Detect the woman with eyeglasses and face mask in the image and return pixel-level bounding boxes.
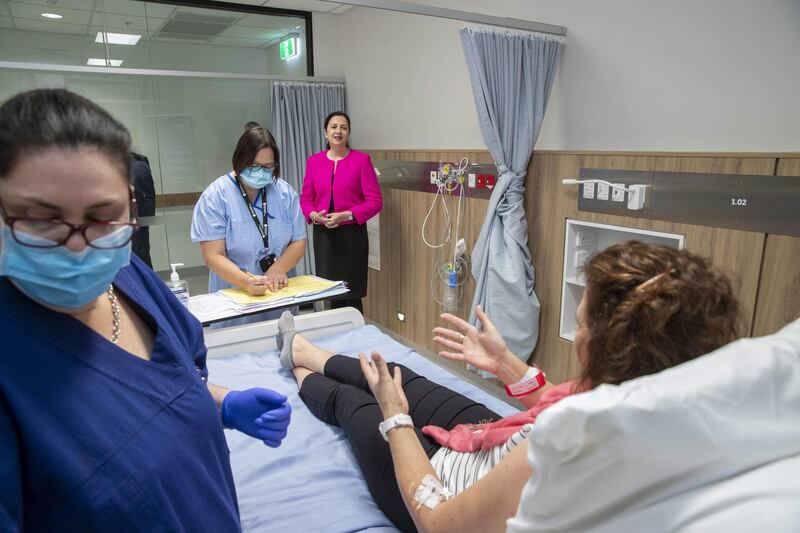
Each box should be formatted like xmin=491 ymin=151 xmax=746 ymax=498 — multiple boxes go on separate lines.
xmin=0 ymin=89 xmax=291 ymax=531
xmin=191 ymin=123 xmax=307 ymax=328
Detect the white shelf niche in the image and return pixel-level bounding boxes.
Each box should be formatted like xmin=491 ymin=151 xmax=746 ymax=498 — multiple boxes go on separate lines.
xmin=559 ymin=219 xmax=685 ymax=342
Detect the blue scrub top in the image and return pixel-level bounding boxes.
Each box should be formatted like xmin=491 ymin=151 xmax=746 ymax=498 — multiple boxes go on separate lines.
xmin=0 ymin=255 xmax=241 ymax=531
xmin=190 ymin=173 xmax=307 ymax=293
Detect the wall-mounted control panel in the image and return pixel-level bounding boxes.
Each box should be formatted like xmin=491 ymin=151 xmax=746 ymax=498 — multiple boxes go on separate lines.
xmin=575 ymin=168 xmax=800 ymax=237
xmin=373 ymin=160 xmax=496 ymax=199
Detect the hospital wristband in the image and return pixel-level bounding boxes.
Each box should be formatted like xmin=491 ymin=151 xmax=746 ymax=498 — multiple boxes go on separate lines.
xmin=379 ymin=413 xmax=413 ymax=442
xmin=504 ymin=366 xmax=546 ymax=398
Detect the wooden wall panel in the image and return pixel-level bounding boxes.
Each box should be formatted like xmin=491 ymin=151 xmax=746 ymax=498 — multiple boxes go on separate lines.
xmin=651 ymin=156 xmax=776 ymax=332
xmin=752 ymin=158 xmax=800 ymax=336
xmin=527 ymin=154 xmax=776 ymax=383
xmin=367 ymin=149 xmax=494 ymax=165
xmin=362 ymin=150 xmax=491 ymax=355
xmin=362 ymin=149 xmax=789 ymax=386
xmin=528 ymin=153 xmax=657 ymax=383
xmin=363 ymin=188 xmax=408 ymax=337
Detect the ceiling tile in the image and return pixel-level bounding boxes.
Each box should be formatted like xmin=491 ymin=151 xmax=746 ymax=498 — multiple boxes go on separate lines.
xmin=9 ymin=0 xmax=91 ymax=11
xmin=89 ymin=11 xmax=150 ymax=32
xmin=207 ymin=35 xmax=271 ymax=47
xmin=14 ymin=18 xmax=87 ymax=34
xmin=173 ymin=5 xmax=245 ymax=20
xmin=88 ymin=19 xmax=167 ymax=37
xmin=141 ymin=3 xmax=176 ymax=19
xmin=217 ymin=24 xmax=288 ymax=40
xmin=94 ymin=0 xmax=148 ymax=17
xmin=95 ymin=0 xmax=176 ymax=19
xmin=7 ymin=1 xmax=92 ymax=25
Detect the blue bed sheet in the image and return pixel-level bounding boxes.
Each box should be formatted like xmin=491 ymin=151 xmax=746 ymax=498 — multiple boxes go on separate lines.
xmin=207 ymin=325 xmax=519 ymax=533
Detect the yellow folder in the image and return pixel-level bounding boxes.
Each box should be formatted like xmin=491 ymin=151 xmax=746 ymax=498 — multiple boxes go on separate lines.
xmin=219 ymin=275 xmax=344 ymax=306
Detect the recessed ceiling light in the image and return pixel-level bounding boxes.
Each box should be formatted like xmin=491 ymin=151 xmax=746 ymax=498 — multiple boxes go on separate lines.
xmin=41 ymin=13 xmax=63 ymax=19
xmin=87 ymin=58 xmax=123 ymax=67
xmin=95 ymin=32 xmax=142 ymax=46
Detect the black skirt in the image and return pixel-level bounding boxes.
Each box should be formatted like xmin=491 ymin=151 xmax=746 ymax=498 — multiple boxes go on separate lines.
xmin=313 ymin=223 xmax=369 ymax=298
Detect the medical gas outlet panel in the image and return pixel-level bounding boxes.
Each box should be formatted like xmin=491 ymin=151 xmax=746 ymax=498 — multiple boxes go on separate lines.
xmin=372 ymin=159 xmax=497 ymax=199
xmin=564 ymin=168 xmax=800 ymax=238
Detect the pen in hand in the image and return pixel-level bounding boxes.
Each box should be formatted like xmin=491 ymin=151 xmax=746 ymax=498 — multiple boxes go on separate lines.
xmin=241 ymin=268 xmax=269 ymax=295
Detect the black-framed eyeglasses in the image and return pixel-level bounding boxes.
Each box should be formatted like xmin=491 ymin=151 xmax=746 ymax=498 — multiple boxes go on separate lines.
xmin=0 ymin=197 xmax=139 ymax=249
xmin=248 ymin=163 xmax=277 ymax=172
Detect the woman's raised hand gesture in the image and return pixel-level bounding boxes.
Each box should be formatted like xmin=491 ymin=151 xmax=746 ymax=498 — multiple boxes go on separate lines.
xmin=433 ymin=305 xmax=512 ymax=376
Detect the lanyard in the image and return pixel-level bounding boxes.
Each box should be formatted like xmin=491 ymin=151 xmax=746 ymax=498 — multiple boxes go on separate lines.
xmin=235 ymin=177 xmax=268 ymax=249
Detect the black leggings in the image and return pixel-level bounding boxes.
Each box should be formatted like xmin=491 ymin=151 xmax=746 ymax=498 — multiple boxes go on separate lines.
xmin=298 ymin=355 xmax=499 ymax=533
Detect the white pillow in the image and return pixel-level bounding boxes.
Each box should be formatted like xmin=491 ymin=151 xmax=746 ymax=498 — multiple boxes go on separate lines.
xmin=507 ymin=318 xmax=800 ymax=533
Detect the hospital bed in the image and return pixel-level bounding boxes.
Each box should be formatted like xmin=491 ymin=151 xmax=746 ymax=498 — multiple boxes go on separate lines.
xmin=203 ymin=308 xmax=519 ymax=532
xmin=508 ymin=317 xmax=800 ymax=532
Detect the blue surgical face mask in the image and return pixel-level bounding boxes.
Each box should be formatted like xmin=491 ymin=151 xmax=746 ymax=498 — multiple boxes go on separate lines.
xmin=0 ymin=225 xmax=133 ymax=309
xmin=239 ymin=166 xmax=274 ymax=189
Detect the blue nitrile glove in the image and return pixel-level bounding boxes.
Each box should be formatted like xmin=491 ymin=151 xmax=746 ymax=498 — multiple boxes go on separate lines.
xmin=221 ymin=388 xmax=292 ymax=447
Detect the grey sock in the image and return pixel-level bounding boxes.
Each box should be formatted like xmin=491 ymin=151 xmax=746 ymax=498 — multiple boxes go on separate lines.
xmin=277 ymin=310 xmax=298 ymax=369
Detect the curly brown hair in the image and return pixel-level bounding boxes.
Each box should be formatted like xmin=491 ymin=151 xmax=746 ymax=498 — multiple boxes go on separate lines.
xmin=578 ymin=241 xmax=740 ymax=390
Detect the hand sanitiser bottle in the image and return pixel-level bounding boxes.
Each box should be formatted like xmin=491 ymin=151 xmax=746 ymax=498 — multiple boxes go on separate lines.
xmin=169 ymin=263 xmax=190 ymax=308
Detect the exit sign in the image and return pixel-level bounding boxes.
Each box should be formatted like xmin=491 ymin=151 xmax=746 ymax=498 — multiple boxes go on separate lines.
xmin=279 ymin=37 xmax=298 ymax=60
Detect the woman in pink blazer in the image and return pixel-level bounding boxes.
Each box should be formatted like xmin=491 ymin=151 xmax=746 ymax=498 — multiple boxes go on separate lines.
xmin=300 ymin=111 xmax=382 ymax=313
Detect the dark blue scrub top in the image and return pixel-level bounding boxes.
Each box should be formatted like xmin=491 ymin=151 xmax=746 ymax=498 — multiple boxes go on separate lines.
xmin=0 ymin=255 xmax=241 ymax=532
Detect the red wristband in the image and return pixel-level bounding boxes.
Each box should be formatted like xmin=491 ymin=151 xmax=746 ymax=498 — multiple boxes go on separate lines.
xmin=504 ymin=366 xmax=546 ymax=397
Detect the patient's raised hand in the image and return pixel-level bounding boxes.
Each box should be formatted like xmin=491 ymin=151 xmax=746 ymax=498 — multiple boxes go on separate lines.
xmin=434 ymin=305 xmax=514 ymax=376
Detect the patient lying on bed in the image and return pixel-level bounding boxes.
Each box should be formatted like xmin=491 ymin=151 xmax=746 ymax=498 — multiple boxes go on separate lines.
xmin=275 ymin=242 xmax=741 ymax=533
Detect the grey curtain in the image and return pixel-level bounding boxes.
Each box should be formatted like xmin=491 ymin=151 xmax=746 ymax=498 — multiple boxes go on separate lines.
xmin=460 ymin=25 xmax=563 ymax=366
xmin=270 ymin=81 xmax=346 ymax=275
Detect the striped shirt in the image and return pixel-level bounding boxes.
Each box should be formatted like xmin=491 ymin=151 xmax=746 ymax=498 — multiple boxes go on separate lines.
xmin=429 ymin=423 xmax=534 ymax=496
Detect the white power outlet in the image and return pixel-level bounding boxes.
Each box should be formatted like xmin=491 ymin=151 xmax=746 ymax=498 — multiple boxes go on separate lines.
xmin=430 ymin=171 xmax=438 ymax=184
xmin=596 ymin=182 xmax=610 ymax=200
xmin=611 ymin=183 xmax=626 ymax=202
xmin=467 ymin=173 xmax=476 ymax=187
xmin=582 ymin=182 xmax=595 ymax=199
xmin=627 ymin=184 xmax=648 ymax=210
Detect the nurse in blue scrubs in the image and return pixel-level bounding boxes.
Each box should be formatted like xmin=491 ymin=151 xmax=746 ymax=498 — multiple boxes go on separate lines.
xmin=0 ymin=89 xmax=291 ymax=531
xmin=191 ymin=124 xmax=307 ymax=327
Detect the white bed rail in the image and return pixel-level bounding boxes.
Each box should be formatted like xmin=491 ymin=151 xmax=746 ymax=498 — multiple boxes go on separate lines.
xmin=203 ymin=307 xmax=365 ymax=358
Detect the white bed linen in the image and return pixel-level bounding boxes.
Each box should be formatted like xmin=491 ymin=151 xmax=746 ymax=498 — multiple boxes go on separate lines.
xmin=207 ymin=324 xmax=519 ymax=532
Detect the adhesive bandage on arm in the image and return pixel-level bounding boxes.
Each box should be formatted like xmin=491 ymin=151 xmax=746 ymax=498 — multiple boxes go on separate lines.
xmin=414 ymin=474 xmax=453 ymax=511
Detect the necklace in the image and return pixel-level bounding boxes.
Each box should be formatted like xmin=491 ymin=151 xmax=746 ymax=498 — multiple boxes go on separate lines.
xmin=107 ymin=284 xmax=121 ymax=344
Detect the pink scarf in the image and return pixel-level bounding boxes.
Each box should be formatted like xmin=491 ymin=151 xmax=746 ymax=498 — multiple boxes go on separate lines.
xmin=421 ymin=381 xmax=578 ymax=452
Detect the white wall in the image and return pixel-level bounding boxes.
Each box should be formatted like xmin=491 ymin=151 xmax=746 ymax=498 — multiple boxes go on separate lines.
xmin=313 ymin=9 xmax=480 ymax=149
xmin=312 ymin=0 xmax=800 ymax=152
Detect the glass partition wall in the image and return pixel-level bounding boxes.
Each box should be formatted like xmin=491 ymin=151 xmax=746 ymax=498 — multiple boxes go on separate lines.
xmin=0 ymin=0 xmax=314 ymax=295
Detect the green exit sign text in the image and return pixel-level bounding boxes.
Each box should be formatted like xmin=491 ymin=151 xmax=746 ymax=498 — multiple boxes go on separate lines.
xmin=279 ymin=37 xmax=298 ymax=60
